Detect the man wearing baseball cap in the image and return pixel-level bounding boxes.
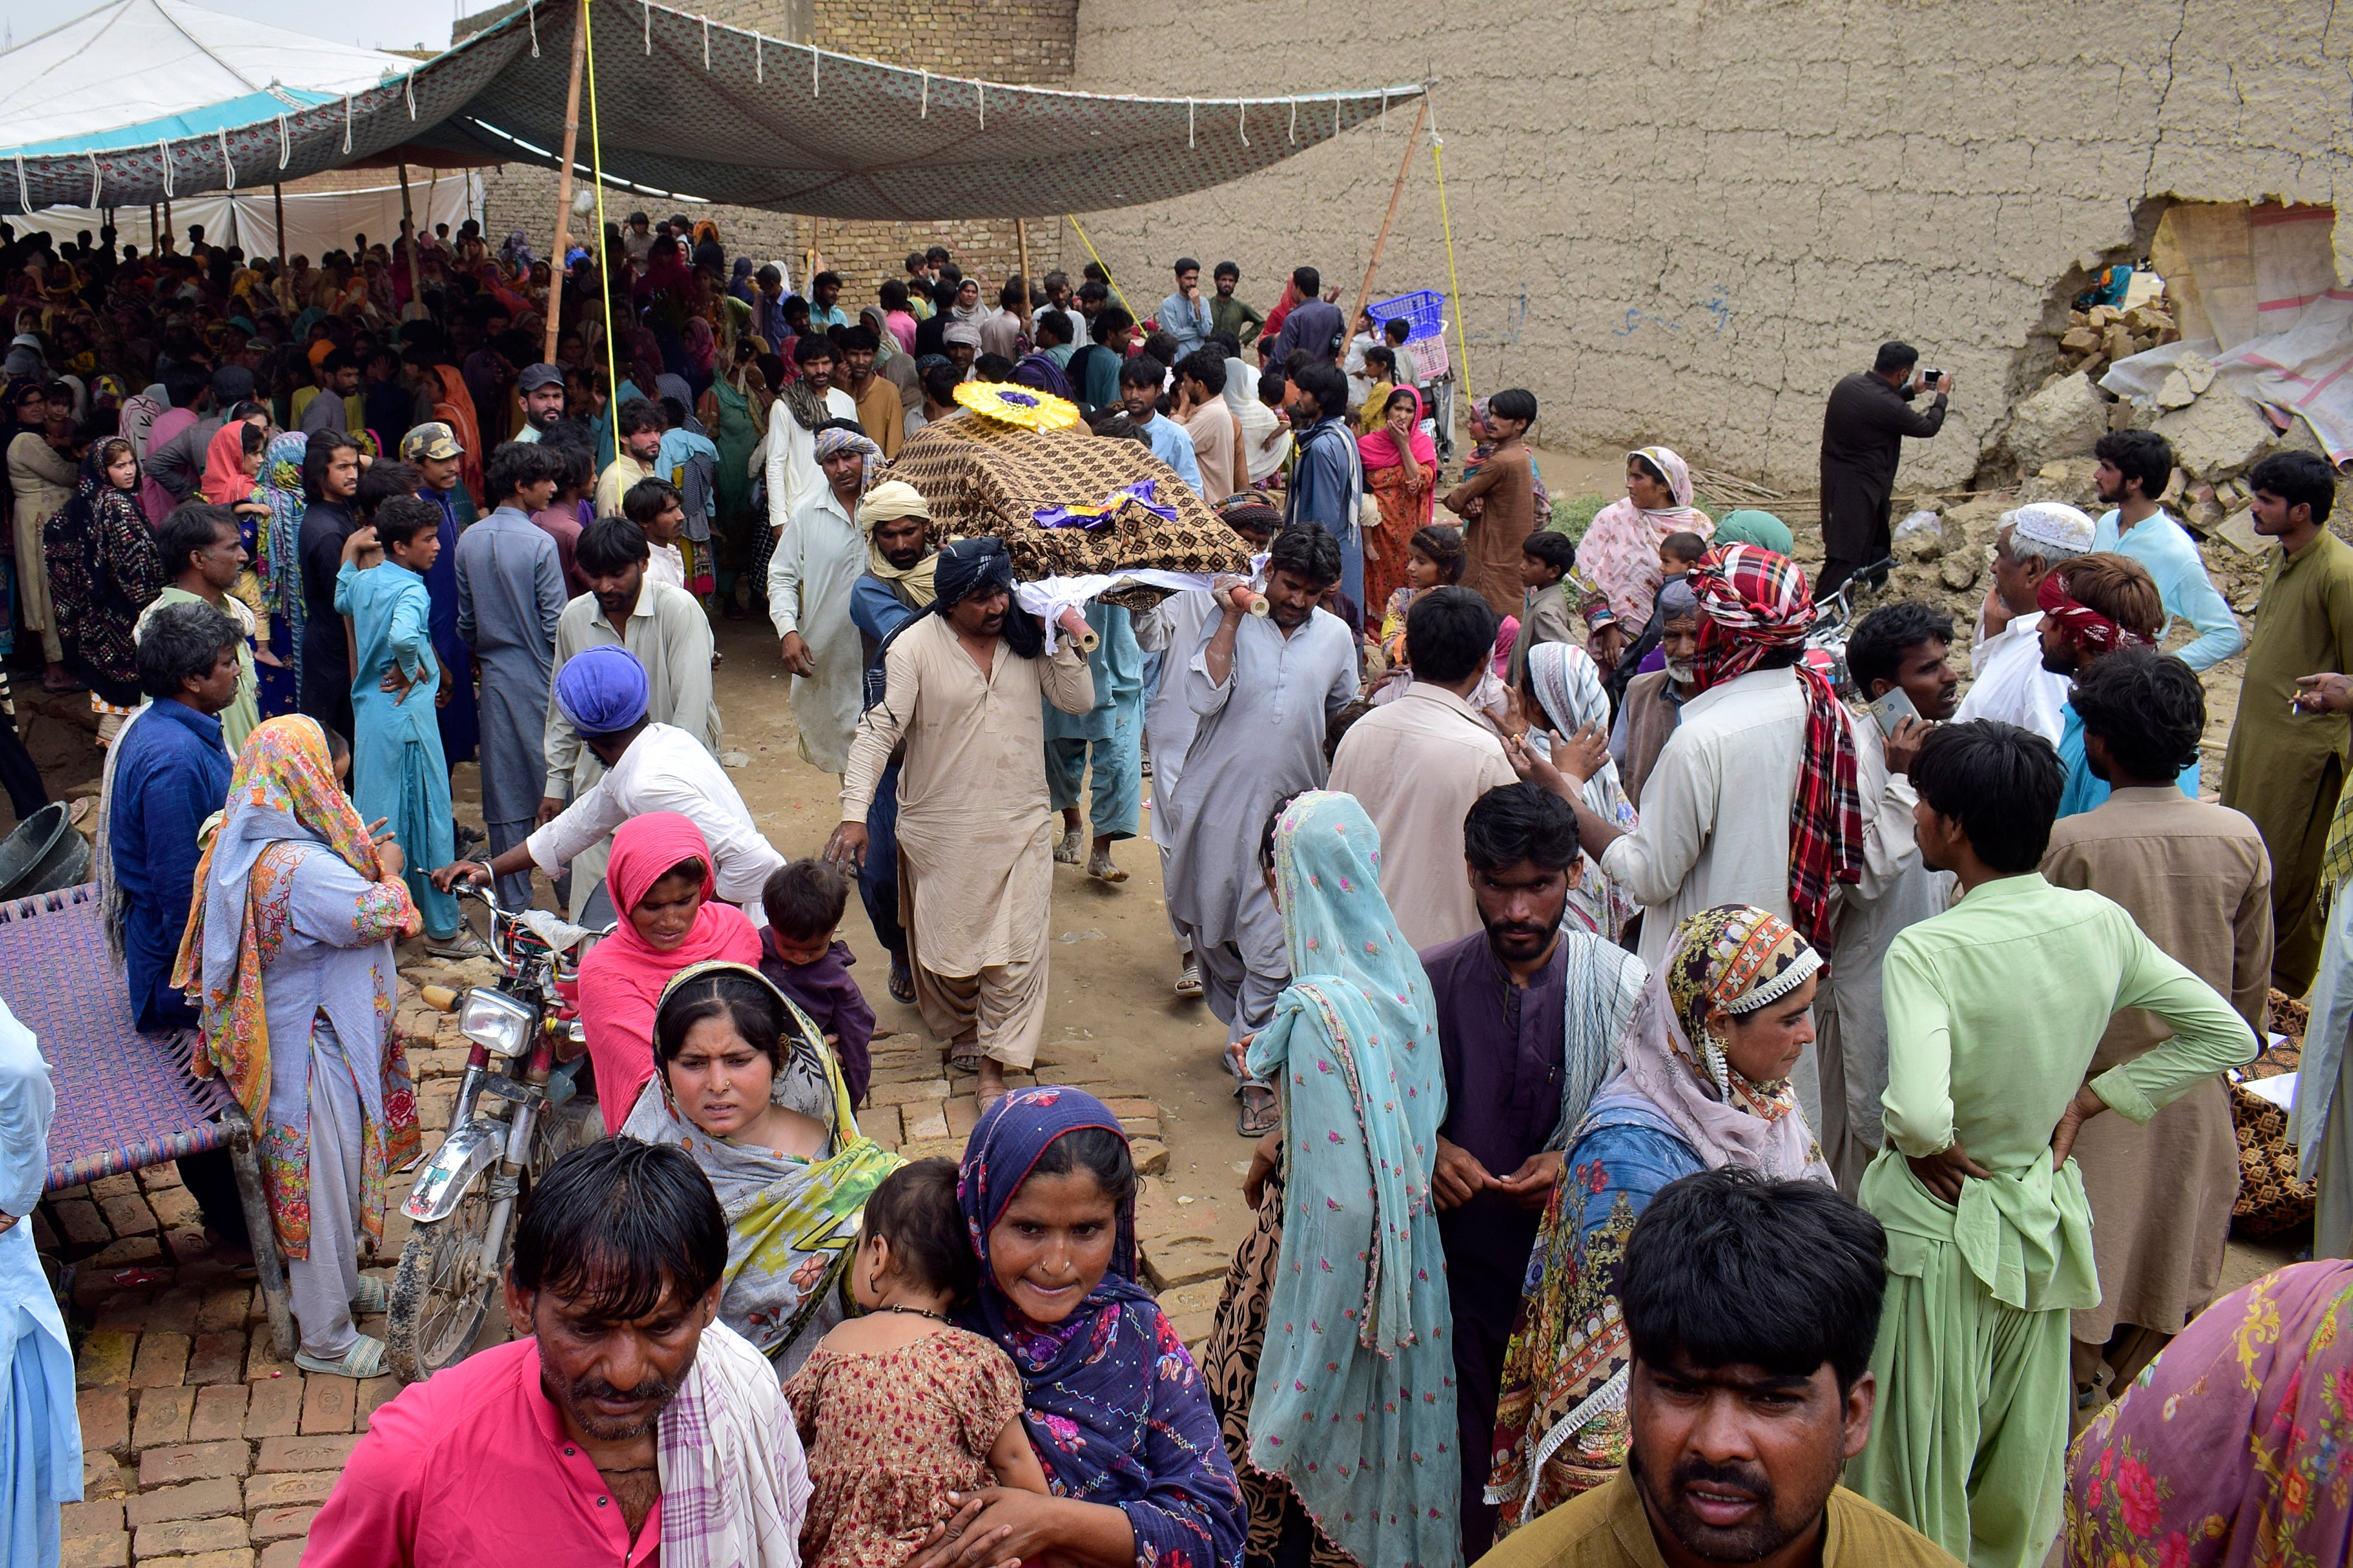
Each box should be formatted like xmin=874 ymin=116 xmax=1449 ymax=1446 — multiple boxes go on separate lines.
xmin=513 ymin=364 xmax=567 ymax=443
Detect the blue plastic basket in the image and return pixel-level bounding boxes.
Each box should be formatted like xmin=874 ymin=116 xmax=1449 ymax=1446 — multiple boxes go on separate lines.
xmin=1368 ymin=289 xmax=1448 ymax=343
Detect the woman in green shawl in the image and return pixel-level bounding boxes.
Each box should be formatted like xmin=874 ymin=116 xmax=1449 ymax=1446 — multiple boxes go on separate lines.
xmin=622 ymin=960 xmax=902 ymax=1372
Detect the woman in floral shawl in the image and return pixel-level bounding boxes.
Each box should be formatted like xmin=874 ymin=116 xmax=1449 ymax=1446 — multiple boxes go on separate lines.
xmin=1484 ymin=904 xmax=1830 ymax=1535
xmin=1574 ymin=447 xmax=1712 ymax=635
xmin=44 ymin=438 xmax=163 ymax=744
xmin=1201 ymin=790 xmax=1459 ymax=1568
xmin=621 ymin=960 xmax=902 ymax=1375
xmin=2064 ymin=1259 xmax=2353 ymax=1566
xmin=171 ymin=716 xmax=423 ymax=1379
xmin=921 ymin=1086 xmax=1243 ymax=1568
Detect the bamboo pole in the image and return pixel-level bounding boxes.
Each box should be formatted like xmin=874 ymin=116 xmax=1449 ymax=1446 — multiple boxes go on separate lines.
xmin=1015 ymin=217 xmax=1030 ymax=303
xmin=1346 ymin=96 xmax=1430 ymax=354
xmin=542 ymin=0 xmax=591 ymax=365
xmin=399 ymin=163 xmax=423 ymax=308
xmin=272 ymin=183 xmax=287 ymax=265
xmin=162 ymin=194 xmax=171 ymax=247
xmin=148 ymin=204 xmax=157 ymax=252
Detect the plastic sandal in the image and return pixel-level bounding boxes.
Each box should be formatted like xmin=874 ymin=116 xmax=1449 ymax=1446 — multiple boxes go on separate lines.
xmin=349 ymin=1275 xmax=389 ymax=1315
xmin=1236 ymin=1084 xmax=1279 ymax=1138
xmin=1173 ymin=963 xmax=1202 ymax=998
xmin=889 ymin=954 xmax=916 ymax=1005
xmin=295 ymin=1333 xmax=388 ymax=1379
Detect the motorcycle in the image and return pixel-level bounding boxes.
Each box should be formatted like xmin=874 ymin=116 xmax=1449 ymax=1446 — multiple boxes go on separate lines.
xmin=385 ymin=884 xmax=610 ymax=1382
xmin=1801 ymin=554 xmax=1897 ymax=693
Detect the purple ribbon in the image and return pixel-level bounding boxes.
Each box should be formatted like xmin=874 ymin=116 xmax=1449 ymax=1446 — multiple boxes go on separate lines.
xmin=1033 ymin=479 xmax=1180 ymax=531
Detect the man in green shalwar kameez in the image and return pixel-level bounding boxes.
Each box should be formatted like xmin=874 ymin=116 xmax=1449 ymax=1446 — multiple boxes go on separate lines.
xmin=1848 ymin=719 xmax=2256 ymax=1568
xmin=2218 ymin=450 xmax=2353 ymax=995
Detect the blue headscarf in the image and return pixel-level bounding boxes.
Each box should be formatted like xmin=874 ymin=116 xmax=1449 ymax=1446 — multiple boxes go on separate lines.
xmin=956 ymin=1086 xmax=1245 ymax=1568
xmin=555 ymin=644 xmax=651 ymax=735
xmin=1242 ymin=790 xmax=1461 ymax=1568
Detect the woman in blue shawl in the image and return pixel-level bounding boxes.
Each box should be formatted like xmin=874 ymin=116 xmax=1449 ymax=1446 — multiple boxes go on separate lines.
xmin=1200 ymin=790 xmax=1460 ymax=1568
xmin=922 ymin=1085 xmax=1244 ymax=1568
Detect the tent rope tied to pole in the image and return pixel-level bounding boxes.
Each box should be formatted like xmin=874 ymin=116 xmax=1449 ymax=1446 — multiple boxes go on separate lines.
xmin=158 ymin=139 xmax=173 ymax=198
xmin=406 ymin=71 xmax=417 ymax=120
xmin=220 ymin=129 xmax=236 ymax=188
xmin=1430 ymin=112 xmax=1472 ymax=407
xmin=527 ymin=0 xmax=539 ymax=56
xmin=277 ymin=115 xmax=290 ymax=169
xmin=342 ymin=94 xmax=353 ymax=154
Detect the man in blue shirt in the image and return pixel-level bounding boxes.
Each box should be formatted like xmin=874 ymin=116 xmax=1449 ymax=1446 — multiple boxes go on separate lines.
xmin=2039 ymin=552 xmax=2196 ymax=817
xmin=1117 ymin=355 xmax=1205 ymax=497
xmin=1269 ymin=264 xmax=1344 ymax=367
xmin=2089 ymin=430 xmax=2243 ymax=671
xmin=1282 ymin=358 xmax=1366 ymax=608
xmin=1157 ymin=257 xmax=1214 ymax=359
xmin=809 ymin=270 xmax=850 ymax=332
xmin=112 ymin=600 xmax=242 ymax=1032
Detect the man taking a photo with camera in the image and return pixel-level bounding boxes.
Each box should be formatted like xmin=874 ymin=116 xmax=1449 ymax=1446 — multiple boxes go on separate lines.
xmin=1820 ymin=341 xmax=1953 ymax=598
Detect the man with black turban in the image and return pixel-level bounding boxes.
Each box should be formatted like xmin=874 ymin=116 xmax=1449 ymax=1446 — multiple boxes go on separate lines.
xmin=826 ymin=538 xmax=1094 ymax=1108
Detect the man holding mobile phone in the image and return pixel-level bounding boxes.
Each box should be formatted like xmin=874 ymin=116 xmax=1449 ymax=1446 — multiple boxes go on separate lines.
xmin=1820 ymin=341 xmax=1953 ymax=599
xmin=1802 ymin=601 xmax=1962 ymax=1193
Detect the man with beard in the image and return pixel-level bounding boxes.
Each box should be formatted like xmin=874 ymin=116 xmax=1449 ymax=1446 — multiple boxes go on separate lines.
xmin=760 ymin=334 xmax=858 ymax=584
xmin=769 ymin=426 xmax=878 ymax=776
xmin=1480 ymin=1167 xmax=1960 ymax=1568
xmin=844 ymin=481 xmax=936 ymax=1004
xmin=2088 ymin=430 xmax=2241 ymax=671
xmin=1419 ymin=782 xmax=1646 ymax=1559
xmin=295 ymin=430 xmax=364 ymax=738
xmin=511 ymin=362 xmax=569 ymax=443
xmin=1163 ymin=524 xmax=1358 ymax=1137
xmin=836 ymin=324 xmax=902 ymax=459
xmin=535 ymin=517 xmax=721 ymax=917
xmin=304 ymin=1140 xmax=810 ymax=1566
xmin=827 ymin=538 xmax=1095 ymax=1111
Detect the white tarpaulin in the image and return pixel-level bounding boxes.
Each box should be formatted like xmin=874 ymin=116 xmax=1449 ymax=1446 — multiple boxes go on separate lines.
xmin=2103 ymin=202 xmax=2353 ymax=465
xmin=0 ymin=0 xmax=1419 ymax=219
xmin=5 ymin=173 xmax=482 ymax=262
xmin=0 ymin=0 xmax=406 ymax=153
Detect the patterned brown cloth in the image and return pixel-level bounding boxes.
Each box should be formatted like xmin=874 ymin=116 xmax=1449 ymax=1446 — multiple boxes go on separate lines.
xmin=890 ymin=417 xmax=1251 ymax=600
xmin=1200 ymin=1165 xmax=1363 ymax=1568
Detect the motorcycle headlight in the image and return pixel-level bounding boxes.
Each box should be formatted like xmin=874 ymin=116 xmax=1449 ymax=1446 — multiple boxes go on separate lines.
xmin=459 ymin=988 xmax=536 ymax=1060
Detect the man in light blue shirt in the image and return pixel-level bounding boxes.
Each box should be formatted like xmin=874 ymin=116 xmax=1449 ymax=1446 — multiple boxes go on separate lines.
xmin=1117 ymin=354 xmax=1205 ymax=497
xmin=2089 ymin=429 xmax=2243 ymax=671
xmin=1157 ymin=257 xmax=1215 ymax=359
xmin=808 ymin=269 xmax=850 ymax=332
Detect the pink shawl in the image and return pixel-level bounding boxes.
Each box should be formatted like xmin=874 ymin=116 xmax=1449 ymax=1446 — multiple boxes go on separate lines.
xmin=1357 ymin=385 xmax=1437 ymax=471
xmin=575 ymin=812 xmax=761 ymax=1134
xmin=199 ymin=416 xmax=259 ymax=505
xmin=1578 ymin=445 xmax=1712 ymax=627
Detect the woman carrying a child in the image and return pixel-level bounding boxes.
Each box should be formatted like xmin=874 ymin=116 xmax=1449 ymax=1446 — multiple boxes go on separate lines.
xmin=906 ymin=1086 xmax=1246 ymax=1568
xmin=620 ymin=959 xmax=901 ymax=1374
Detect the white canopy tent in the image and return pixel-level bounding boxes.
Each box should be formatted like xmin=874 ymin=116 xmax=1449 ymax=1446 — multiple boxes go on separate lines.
xmin=6 ymin=173 xmax=482 ymax=261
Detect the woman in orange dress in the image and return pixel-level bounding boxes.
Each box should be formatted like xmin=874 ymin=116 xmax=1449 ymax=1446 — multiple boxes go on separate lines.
xmin=1357 ymin=385 xmax=1436 ymax=619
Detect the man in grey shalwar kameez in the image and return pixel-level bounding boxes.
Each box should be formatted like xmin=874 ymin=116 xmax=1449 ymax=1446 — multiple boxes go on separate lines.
xmin=1162 ymin=526 xmax=1358 ymax=1134
xmin=457 ymin=443 xmax=568 ymax=911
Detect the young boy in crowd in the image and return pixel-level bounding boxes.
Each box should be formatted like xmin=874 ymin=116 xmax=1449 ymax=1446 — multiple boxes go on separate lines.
xmin=622 ymin=476 xmax=688 ymax=592
xmin=1603 ymin=530 xmax=1713 ymax=700
xmin=1508 ymin=530 xmax=1579 ymax=683
xmin=760 ymin=858 xmax=877 ymax=1107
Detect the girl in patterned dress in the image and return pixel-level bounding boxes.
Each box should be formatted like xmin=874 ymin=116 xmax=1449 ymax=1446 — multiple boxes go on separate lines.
xmin=786 ymin=1159 xmax=1049 ymax=1568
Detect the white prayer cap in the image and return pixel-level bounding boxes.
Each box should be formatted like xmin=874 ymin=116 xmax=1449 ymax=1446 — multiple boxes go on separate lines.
xmin=2002 ymin=502 xmax=2096 ymax=558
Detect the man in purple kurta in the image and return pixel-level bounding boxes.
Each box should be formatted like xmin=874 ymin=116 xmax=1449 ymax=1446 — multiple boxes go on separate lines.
xmin=1418 ymin=782 xmax=1646 ymax=1558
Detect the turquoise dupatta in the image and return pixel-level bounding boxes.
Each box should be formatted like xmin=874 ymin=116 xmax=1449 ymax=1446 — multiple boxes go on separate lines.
xmin=1245 ymin=790 xmax=1461 ymax=1568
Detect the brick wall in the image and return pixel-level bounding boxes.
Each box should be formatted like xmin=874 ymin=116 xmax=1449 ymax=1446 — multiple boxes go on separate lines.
xmin=1067 ymin=0 xmax=2353 ymax=489
xmin=467 ymin=0 xmax=1069 ymax=310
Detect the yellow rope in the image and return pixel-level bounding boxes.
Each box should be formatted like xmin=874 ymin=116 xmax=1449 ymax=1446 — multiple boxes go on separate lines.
xmin=1063 ymin=213 xmax=1133 ymax=320
xmin=583 ymin=0 xmax=619 ymax=408
xmin=1431 ymin=134 xmax=1471 ymax=406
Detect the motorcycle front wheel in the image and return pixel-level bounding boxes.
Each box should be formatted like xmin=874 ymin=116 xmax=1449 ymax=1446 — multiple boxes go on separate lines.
xmin=386 ymin=1178 xmax=500 ymax=1382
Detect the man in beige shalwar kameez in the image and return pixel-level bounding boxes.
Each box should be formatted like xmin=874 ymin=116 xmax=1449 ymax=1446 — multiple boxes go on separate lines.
xmin=2041 ymin=647 xmax=2272 ymax=1399
xmin=830 ymin=538 xmax=1093 ymax=1108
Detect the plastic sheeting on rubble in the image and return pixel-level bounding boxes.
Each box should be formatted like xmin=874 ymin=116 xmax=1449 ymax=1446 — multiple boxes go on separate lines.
xmin=0 ymin=0 xmax=1422 ymax=221
xmin=2102 ymin=202 xmax=2353 ymax=464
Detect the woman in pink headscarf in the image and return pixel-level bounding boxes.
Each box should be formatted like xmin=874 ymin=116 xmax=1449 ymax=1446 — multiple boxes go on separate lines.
xmin=1576 ymin=446 xmax=1713 ymax=665
xmin=1358 ymin=385 xmax=1436 ymax=617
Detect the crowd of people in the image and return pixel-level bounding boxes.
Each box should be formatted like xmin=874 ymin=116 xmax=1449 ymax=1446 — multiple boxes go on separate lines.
xmin=0 ymin=196 xmax=2346 ymax=1568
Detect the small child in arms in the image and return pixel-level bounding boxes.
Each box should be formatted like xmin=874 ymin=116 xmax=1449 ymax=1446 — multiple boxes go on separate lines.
xmin=759 ymin=858 xmax=876 ymax=1106
xmin=786 ymin=1160 xmax=1050 ymax=1568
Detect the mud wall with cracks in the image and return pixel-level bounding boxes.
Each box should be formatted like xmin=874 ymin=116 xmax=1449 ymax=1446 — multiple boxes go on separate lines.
xmin=1064 ymin=0 xmax=2353 ymax=488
